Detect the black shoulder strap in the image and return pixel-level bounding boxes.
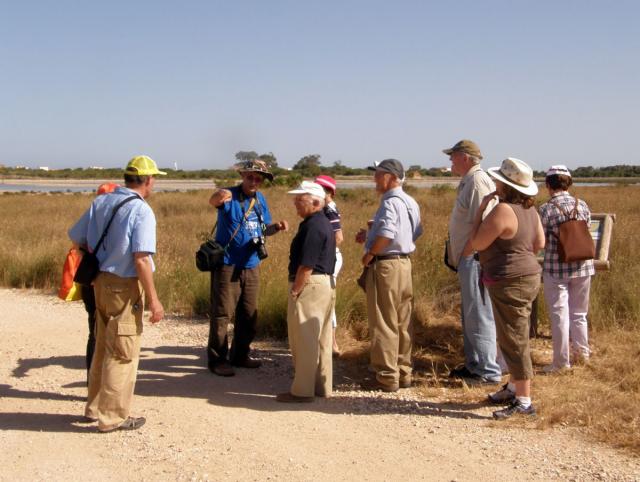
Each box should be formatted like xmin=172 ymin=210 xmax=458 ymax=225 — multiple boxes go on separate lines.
xmin=94 ymin=195 xmax=139 ymax=253
xmin=388 ymin=195 xmax=416 ymax=232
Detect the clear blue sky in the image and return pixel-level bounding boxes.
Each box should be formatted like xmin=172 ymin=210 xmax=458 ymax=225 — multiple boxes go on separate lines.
xmin=1 ymin=1 xmax=638 ymax=170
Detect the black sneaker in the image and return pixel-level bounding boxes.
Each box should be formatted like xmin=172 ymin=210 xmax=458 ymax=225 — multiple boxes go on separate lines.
xmin=492 ymin=400 xmax=536 ymax=420
xmin=449 ymin=365 xmax=473 ymax=379
xmin=488 ymin=383 xmax=516 ymax=405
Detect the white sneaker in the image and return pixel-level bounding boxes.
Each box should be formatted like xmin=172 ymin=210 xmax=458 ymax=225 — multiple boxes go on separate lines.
xmin=543 ymin=364 xmax=570 ymax=374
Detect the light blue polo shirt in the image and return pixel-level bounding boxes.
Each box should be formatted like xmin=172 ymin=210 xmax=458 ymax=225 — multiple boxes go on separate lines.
xmin=365 ymin=187 xmax=423 ymax=255
xmin=68 ymin=186 xmax=157 ymax=278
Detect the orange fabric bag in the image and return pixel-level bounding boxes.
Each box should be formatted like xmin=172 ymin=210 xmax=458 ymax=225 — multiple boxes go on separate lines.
xmin=58 ymin=248 xmax=83 ymax=301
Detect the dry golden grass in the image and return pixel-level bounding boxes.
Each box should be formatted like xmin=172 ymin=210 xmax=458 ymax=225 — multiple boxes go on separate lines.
xmin=0 ymin=183 xmax=639 ymax=452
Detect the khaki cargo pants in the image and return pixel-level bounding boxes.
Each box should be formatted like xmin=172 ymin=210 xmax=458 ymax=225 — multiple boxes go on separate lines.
xmin=85 ymin=272 xmax=144 ymax=432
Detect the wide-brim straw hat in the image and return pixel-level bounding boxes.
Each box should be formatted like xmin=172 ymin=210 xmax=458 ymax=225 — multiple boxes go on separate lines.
xmin=487 ymin=157 xmax=538 ymax=196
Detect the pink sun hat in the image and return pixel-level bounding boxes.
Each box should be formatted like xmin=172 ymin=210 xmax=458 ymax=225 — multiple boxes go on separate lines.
xmin=314 ymin=175 xmax=337 ymax=194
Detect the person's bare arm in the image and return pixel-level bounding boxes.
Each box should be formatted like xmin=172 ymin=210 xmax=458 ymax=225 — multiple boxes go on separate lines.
xmin=361 ymin=236 xmax=393 ymax=266
xmin=265 ymin=220 xmax=289 ymax=236
xmin=334 ymin=229 xmax=344 ymax=246
xmin=209 ymin=189 xmax=232 ymax=208
xmin=532 ymin=212 xmax=546 ymax=253
xmin=470 ymin=195 xmax=516 ymax=252
xmin=134 ymin=252 xmax=164 ymax=324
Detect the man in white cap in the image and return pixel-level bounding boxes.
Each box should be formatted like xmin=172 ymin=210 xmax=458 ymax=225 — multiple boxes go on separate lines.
xmin=443 ymin=140 xmax=502 ymax=385
xmin=356 ymin=159 xmax=422 ymax=392
xmin=68 ymin=155 xmax=166 ymax=432
xmin=277 ymin=181 xmax=336 ymax=403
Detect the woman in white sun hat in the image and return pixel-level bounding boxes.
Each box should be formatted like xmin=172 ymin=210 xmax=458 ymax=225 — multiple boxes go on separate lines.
xmin=470 ymin=157 xmax=545 ymax=420
xmin=539 ymin=165 xmax=594 ymax=373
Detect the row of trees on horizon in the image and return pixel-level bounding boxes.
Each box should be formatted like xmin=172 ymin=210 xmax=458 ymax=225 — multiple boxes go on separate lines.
xmin=1 ymin=150 xmax=640 ymax=181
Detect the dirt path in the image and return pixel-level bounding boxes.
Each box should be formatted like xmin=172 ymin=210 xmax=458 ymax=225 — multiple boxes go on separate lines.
xmin=1 ymin=288 xmax=638 ymax=481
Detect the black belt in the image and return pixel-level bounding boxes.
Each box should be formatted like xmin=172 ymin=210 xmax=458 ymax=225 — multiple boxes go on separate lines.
xmin=373 ymin=254 xmax=410 ymax=261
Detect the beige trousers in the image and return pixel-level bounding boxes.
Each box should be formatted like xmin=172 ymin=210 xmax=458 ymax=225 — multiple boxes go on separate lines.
xmin=86 ymin=272 xmax=144 ymax=431
xmin=366 ymin=258 xmax=413 ymax=388
xmin=287 ymin=275 xmax=335 ymax=398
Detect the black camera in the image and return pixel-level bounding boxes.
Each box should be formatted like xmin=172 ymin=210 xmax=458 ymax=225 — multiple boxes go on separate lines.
xmin=252 ymin=236 xmax=268 ymax=260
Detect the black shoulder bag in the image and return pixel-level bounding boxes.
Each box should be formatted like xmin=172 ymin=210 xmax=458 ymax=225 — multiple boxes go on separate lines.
xmin=195 ymin=197 xmax=256 ymax=272
xmin=73 ymin=195 xmax=139 ymax=285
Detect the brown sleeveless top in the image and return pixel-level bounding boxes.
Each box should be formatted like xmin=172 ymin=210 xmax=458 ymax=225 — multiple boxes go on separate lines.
xmin=479 ymin=203 xmax=542 ymax=280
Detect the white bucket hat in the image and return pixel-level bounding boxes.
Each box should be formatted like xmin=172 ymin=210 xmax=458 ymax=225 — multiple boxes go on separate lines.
xmin=488 ymin=157 xmax=538 ymax=196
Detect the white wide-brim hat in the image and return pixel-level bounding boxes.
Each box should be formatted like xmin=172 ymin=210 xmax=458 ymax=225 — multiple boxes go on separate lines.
xmin=487 ymin=157 xmax=538 ymax=196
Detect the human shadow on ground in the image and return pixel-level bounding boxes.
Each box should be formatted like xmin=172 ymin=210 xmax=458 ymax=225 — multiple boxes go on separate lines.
xmin=131 ymin=345 xmax=492 ymax=421
xmin=0 ymin=412 xmax=96 ymax=433
xmin=12 ymin=355 xmax=85 ymax=378
xmin=4 ymin=344 xmax=493 ymax=426
xmin=0 ymin=384 xmax=85 ymax=402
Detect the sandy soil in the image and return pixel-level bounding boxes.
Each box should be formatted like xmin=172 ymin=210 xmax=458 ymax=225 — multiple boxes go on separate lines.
xmin=1 ymin=288 xmax=638 ymax=481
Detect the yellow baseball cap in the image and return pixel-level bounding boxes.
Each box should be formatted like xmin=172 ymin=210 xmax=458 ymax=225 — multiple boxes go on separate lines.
xmin=124 ymin=155 xmax=167 ymax=176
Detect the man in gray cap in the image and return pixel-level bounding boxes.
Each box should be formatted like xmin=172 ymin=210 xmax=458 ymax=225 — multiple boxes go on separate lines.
xmin=444 ymin=140 xmax=502 ymax=385
xmin=356 ymin=159 xmax=423 ymax=392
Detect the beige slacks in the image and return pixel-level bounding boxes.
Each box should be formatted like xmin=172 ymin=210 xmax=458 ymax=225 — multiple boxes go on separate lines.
xmin=287 ymin=275 xmax=335 ymax=398
xmin=366 ymin=258 xmax=413 ymax=388
xmin=86 ymin=272 xmax=144 ymax=432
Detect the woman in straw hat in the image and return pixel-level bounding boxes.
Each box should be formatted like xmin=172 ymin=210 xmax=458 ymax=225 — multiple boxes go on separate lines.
xmin=470 ymin=157 xmax=545 ymax=419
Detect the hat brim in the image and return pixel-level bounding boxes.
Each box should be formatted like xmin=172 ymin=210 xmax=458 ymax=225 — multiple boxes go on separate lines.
xmin=488 ymin=167 xmax=538 ymax=196
xmin=442 ymin=148 xmax=483 ymax=160
xmin=239 ymin=169 xmax=274 ymax=182
xmin=124 ymin=169 xmax=167 ymax=176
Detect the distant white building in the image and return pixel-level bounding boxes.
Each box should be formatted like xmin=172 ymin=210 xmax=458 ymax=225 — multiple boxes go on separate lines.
xmin=38 ymin=166 xmax=50 ymax=171
xmin=89 ymin=166 xmax=105 ymax=170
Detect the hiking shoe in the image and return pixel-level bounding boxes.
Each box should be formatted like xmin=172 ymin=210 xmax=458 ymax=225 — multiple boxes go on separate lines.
xmin=100 ymin=416 xmax=146 ymax=432
xmin=449 ymin=365 xmax=473 ymax=379
xmin=542 ymin=364 xmax=570 ymax=374
xmin=360 ymin=378 xmax=399 ymax=393
xmin=276 ymin=392 xmax=315 ymax=403
xmin=232 ymin=357 xmax=262 ymax=369
xmin=210 ymin=362 xmax=235 ymax=377
xmin=488 ymin=383 xmax=516 ymax=405
xmin=461 ymin=374 xmax=501 ymax=386
xmin=492 ymin=400 xmax=536 ymax=420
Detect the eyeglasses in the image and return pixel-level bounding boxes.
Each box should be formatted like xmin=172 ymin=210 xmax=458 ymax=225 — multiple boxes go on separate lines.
xmin=244 ymin=173 xmax=264 ymax=183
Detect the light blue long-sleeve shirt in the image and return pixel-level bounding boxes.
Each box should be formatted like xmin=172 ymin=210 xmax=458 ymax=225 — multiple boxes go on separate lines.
xmin=68 ymin=186 xmax=157 ymax=278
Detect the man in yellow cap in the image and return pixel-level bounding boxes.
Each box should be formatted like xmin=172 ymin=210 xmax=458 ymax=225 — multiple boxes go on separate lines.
xmin=69 ymin=155 xmax=166 ymax=432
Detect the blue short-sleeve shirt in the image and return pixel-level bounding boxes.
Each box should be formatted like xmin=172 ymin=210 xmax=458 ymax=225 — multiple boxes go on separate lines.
xmin=215 ymin=186 xmax=273 ymax=269
xmin=68 ymin=186 xmax=156 ymax=278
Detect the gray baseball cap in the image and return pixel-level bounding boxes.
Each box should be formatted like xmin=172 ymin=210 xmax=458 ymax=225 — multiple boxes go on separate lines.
xmin=367 ymin=158 xmax=405 ymax=179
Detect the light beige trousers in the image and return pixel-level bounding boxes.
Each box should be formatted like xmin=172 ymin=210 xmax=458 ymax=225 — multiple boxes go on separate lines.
xmin=287 ymin=275 xmax=335 ymax=398
xmin=86 ymin=272 xmax=144 ymax=432
xmin=366 ymin=258 xmax=413 ymax=388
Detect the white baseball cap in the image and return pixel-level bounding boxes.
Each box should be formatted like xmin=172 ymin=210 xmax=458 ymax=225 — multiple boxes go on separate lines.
xmin=287 ymin=180 xmax=326 ymax=198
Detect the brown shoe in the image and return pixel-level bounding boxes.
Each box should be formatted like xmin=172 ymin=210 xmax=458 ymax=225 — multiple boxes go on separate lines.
xmin=232 ymin=357 xmax=262 ymax=369
xmin=399 ymin=379 xmax=412 ymax=389
xmin=211 ymin=362 xmax=235 ymax=377
xmin=276 ymin=392 xmax=315 ymax=403
xmin=360 ymin=378 xmax=399 ymax=393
